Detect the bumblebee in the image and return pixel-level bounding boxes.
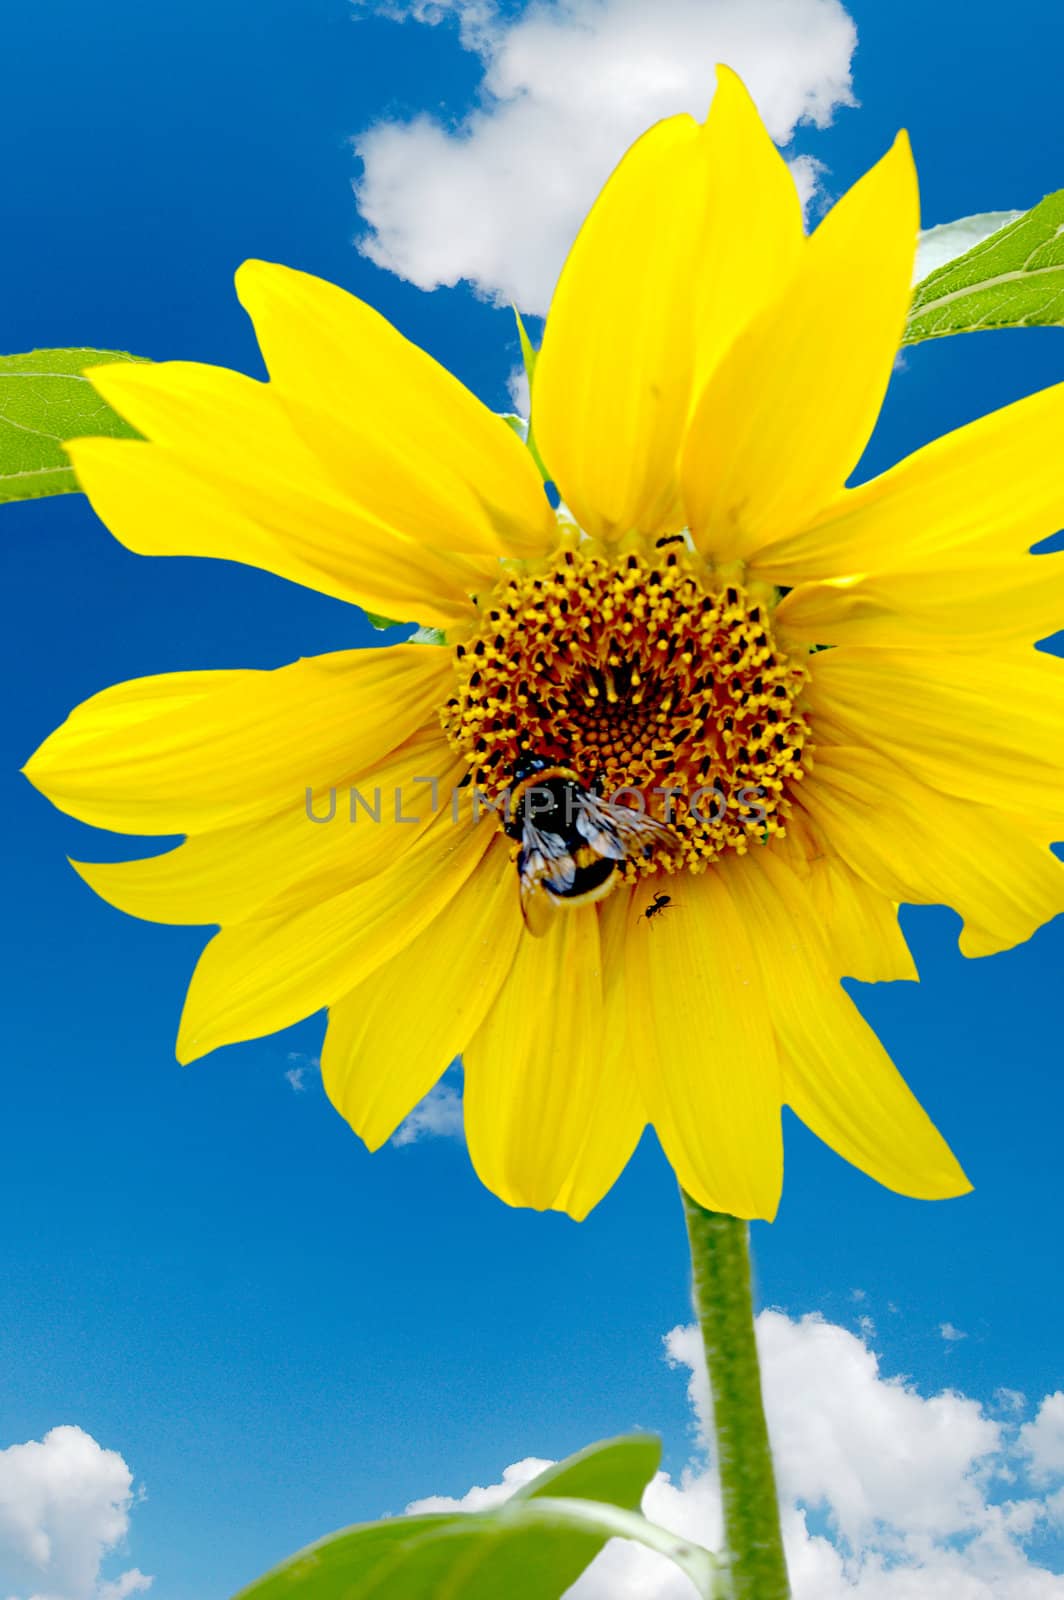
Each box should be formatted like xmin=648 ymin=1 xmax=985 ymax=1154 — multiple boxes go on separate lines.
xmin=504 ymin=760 xmax=679 ymax=935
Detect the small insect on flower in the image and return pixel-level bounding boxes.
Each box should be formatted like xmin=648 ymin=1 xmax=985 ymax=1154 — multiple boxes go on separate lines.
xmin=503 ymin=758 xmax=679 ymax=936
xmin=641 ymin=891 xmax=673 ymax=925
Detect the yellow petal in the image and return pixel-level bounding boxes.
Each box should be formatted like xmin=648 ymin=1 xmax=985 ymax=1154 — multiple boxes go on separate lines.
xmin=726 ymin=851 xmax=969 ymax=1200
xmin=71 ymin=361 xmax=492 ymax=628
xmin=799 ymin=744 xmax=1064 ymax=957
xmin=464 ymin=903 xmax=641 ymax=1218
xmin=624 ymin=874 xmax=783 ymax=1220
xmin=778 ymin=555 xmax=1064 ymax=650
xmin=177 ymin=805 xmax=494 ymax=1062
xmin=256 ymin=732 xmax=469 ymax=922
xmin=691 ymin=65 xmax=805 ymax=398
xmin=24 ymin=645 xmax=452 ymax=835
xmin=321 ymin=836 xmax=521 ymax=1149
xmin=806 ymin=646 xmax=1064 ymax=812
xmin=71 ymin=723 xmax=461 ymax=926
xmin=773 ymin=821 xmax=917 ymax=984
xmin=748 ymin=381 xmax=1064 ymax=582
xmin=549 ymin=893 xmax=648 ymax=1221
xmin=235 ymin=261 xmax=555 ymax=560
xmin=532 ymin=112 xmax=711 ymax=541
xmin=682 ymin=133 xmax=918 ymax=562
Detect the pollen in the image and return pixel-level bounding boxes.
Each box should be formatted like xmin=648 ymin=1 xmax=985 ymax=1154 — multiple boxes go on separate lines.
xmin=441 ymin=543 xmax=811 ymax=876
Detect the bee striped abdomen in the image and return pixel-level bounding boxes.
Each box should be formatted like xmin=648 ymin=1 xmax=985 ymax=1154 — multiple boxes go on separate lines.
xmin=508 ymin=763 xmax=678 ymax=934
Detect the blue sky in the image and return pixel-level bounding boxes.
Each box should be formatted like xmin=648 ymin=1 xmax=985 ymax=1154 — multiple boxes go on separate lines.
xmin=1 ymin=2 xmax=1063 ymax=1596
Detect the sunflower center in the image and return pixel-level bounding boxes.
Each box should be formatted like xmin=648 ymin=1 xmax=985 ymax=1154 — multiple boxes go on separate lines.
xmin=441 ymin=541 xmax=811 ymax=876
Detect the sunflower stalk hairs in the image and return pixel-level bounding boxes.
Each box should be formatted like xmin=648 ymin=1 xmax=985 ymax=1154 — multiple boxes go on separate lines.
xmin=13 ymin=62 xmax=1064 ymax=1600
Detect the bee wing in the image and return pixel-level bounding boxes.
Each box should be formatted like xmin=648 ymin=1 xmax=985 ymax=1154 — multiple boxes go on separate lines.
xmin=523 ymin=825 xmax=577 ymax=890
xmin=517 ymin=832 xmax=571 ymax=937
xmin=518 ymin=870 xmax=558 ymax=937
xmin=573 ymin=794 xmax=627 ymax=861
xmin=599 ymin=801 xmax=683 ymax=861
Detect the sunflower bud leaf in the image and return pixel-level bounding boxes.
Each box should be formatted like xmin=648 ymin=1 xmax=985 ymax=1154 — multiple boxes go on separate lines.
xmin=228 ymin=1433 xmax=724 ymax=1598
xmin=0 ymin=348 xmax=151 ymax=505
xmin=904 ymin=189 xmax=1064 ymax=344
xmin=508 ymin=307 xmax=550 ymax=482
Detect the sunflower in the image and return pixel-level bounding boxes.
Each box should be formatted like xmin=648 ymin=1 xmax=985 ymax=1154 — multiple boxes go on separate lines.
xmin=25 ymin=68 xmax=1064 ymax=1222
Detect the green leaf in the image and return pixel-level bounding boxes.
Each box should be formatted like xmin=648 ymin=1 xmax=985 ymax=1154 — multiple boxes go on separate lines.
xmin=914 ymin=210 xmax=1023 ymax=282
xmin=510 ymin=308 xmax=549 ymax=481
xmin=904 ymin=190 xmax=1064 ymax=344
xmin=364 ymin=617 xmax=447 ymax=643
xmin=513 ymin=307 xmax=538 ymax=389
xmin=229 ymin=1434 xmax=722 ymax=1599
xmin=0 ymin=348 xmax=150 ymax=505
xmin=508 ymin=1432 xmax=658 ymax=1509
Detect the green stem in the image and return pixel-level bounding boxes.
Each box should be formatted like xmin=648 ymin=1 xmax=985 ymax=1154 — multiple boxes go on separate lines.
xmin=680 ymin=1189 xmax=790 ymax=1600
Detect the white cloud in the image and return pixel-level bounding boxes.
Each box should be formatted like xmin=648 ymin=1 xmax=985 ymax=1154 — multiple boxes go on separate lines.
xmin=284 ymin=1051 xmax=320 ymax=1093
xmin=407 ymin=1456 xmax=551 ymax=1514
xmin=941 ymin=1322 xmax=968 ymax=1343
xmin=392 ymin=1078 xmax=466 ymax=1146
xmin=95 ymin=1576 xmax=152 ymax=1600
xmin=506 ymin=364 xmax=530 ymax=419
xmin=0 ymin=1427 xmax=151 ymax=1600
xmin=407 ymin=1312 xmax=1064 ymax=1597
xmin=1020 ymin=1395 xmax=1064 ymax=1487
xmin=670 ymin=1313 xmax=1004 ymax=1552
xmin=352 ymin=0 xmax=858 ymax=312
xmin=281 ymin=1051 xmax=465 ymax=1142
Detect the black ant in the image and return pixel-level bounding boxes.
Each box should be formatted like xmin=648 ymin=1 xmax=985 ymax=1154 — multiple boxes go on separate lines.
xmin=641 ymin=891 xmax=673 ymax=925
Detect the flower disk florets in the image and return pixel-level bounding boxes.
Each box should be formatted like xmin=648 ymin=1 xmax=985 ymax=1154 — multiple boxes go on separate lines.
xmin=442 ymin=542 xmax=812 ymax=875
